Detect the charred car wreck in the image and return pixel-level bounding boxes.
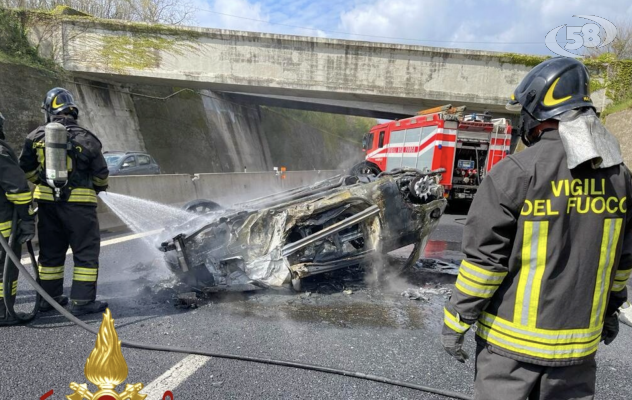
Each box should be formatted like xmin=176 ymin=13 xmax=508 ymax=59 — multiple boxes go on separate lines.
xmin=158 ymin=169 xmax=447 ymax=293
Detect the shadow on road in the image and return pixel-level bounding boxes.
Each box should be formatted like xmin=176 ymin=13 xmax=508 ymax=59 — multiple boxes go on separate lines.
xmin=11 ymin=277 xmax=190 ymax=330
xmin=446 ymin=201 xmax=471 ymax=216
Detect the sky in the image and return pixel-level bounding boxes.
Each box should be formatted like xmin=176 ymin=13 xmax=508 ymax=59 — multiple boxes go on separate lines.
xmin=187 ymin=0 xmax=632 ymax=56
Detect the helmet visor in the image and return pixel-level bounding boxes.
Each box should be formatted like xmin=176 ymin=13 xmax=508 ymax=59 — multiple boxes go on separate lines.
xmin=506 ymin=101 xmax=522 ymax=112
xmin=506 ymin=96 xmax=523 ymax=112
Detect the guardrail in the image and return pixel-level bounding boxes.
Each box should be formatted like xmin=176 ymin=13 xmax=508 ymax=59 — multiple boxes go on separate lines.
xmin=97 ymin=170 xmax=342 ymax=231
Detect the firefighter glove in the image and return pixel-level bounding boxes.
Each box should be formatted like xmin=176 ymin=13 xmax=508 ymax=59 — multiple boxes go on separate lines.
xmin=16 ymin=204 xmax=35 ymax=244
xmin=18 ymin=218 xmax=35 ymax=244
xmin=602 ymin=313 xmax=619 ymax=345
xmin=441 ymin=331 xmax=469 ymax=363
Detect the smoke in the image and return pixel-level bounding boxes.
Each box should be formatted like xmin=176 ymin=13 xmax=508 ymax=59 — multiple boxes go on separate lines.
xmin=336 ymin=150 xmax=364 ymax=173
xmin=363 ymin=251 xmax=415 ymax=294
xmin=362 ymin=237 xmax=437 ymax=296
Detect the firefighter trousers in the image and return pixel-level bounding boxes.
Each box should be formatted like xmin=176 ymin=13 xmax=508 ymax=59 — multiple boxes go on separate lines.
xmin=37 ymin=203 xmax=101 ymax=302
xmin=474 ymin=344 xmax=596 ymax=400
xmin=0 ymin=227 xmax=21 ymax=316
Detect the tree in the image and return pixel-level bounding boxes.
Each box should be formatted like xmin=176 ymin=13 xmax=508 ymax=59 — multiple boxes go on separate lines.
xmin=0 ymin=0 xmax=195 ymax=25
xmin=125 ymin=0 xmax=194 ymax=25
xmin=585 ymin=18 xmax=632 ymax=60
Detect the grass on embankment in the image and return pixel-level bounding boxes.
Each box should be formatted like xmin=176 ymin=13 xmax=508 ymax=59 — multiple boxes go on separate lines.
xmin=0 ymin=8 xmax=58 ymax=72
xmin=601 ymin=98 xmax=632 ymax=118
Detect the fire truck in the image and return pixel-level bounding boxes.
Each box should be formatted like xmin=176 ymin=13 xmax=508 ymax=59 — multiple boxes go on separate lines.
xmin=352 ymin=105 xmax=513 ymax=202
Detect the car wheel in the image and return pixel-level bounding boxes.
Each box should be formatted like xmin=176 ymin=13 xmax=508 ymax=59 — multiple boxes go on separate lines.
xmin=350 ymin=161 xmax=381 ymax=177
xmin=182 ymin=199 xmax=223 ymax=215
xmin=408 ymin=176 xmax=436 ymax=204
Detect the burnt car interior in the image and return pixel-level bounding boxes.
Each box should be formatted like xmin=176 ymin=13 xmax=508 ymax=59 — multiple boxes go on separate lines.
xmin=159 ymin=168 xmax=447 ymax=294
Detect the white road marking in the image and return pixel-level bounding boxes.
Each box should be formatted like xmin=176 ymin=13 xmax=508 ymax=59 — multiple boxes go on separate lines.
xmin=101 ymin=229 xmax=164 ymax=247
xmin=19 ymin=229 xmax=164 ymax=265
xmin=140 ymin=355 xmax=211 ymax=397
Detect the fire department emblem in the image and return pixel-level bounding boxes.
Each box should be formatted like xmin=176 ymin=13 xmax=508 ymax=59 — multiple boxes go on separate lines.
xmin=67 ymin=309 xmax=146 ymax=400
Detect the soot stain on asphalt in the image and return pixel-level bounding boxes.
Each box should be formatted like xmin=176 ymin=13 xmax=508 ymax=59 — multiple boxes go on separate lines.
xmin=209 ymin=261 xmax=451 ymax=329
xmin=225 ymin=297 xmax=433 ymax=329
xmin=114 ymin=252 xmax=459 ymax=329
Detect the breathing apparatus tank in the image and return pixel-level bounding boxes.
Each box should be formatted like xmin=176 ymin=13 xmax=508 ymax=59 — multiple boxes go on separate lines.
xmin=44 ymin=122 xmax=69 ymax=198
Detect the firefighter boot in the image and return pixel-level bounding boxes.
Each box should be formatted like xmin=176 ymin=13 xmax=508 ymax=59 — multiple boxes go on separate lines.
xmin=39 ymin=295 xmax=69 ymax=313
xmin=70 ymin=300 xmax=108 ymax=316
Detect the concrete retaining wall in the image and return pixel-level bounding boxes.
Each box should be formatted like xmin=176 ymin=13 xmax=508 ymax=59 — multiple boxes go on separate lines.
xmin=605 ymin=108 xmax=632 ymax=166
xmin=0 ymin=62 xmax=363 ymax=176
xmin=97 ymin=170 xmax=340 ymax=231
xmin=192 ymin=170 xmax=338 ymax=204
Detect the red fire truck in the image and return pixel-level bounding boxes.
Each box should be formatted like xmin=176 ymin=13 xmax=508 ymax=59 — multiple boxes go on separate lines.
xmin=353 ymin=105 xmax=513 ymax=202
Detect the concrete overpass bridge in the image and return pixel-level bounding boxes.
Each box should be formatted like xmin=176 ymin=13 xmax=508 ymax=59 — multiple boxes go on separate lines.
xmin=29 ymin=13 xmax=587 ymax=120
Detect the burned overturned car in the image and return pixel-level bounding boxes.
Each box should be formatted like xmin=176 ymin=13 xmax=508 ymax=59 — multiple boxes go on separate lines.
xmin=158 ymin=169 xmax=447 ymax=293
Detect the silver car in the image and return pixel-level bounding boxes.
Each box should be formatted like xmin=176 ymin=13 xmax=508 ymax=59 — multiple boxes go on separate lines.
xmin=105 ymin=151 xmax=161 ymax=176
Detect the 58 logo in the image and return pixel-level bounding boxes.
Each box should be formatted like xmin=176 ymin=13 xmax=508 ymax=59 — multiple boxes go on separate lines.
xmin=545 ymin=15 xmax=617 ymax=57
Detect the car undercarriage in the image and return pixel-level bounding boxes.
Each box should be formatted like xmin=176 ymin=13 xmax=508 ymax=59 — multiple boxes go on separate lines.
xmin=158 ymin=169 xmax=447 ymax=293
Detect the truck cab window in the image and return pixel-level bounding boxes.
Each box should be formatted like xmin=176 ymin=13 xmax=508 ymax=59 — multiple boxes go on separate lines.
xmin=378 ymin=131 xmax=385 ymax=148
xmin=363 ymin=133 xmax=374 ymax=150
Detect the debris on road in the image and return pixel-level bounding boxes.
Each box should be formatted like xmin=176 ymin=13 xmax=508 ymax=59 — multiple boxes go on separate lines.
xmin=401 ymin=288 xmax=429 ymax=301
xmin=414 ymin=258 xmax=460 ymax=275
xmin=175 ymin=292 xmax=200 ymax=309
xmin=401 ymin=287 xmax=451 ymax=301
xmin=343 ymin=289 xmax=353 ymax=295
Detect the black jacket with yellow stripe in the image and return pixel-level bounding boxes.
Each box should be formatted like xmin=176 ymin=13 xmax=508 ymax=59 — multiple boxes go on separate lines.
xmin=444 ymin=131 xmax=632 ymax=367
xmin=0 ymin=139 xmax=33 ymax=238
xmin=19 ymin=116 xmax=109 ymax=206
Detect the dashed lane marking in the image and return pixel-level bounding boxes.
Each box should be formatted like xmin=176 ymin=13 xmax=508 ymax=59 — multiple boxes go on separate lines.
xmin=20 ymin=229 xmax=164 ymax=265
xmin=140 ymin=355 xmax=211 ymax=398
xmin=101 ymin=229 xmax=164 ymax=247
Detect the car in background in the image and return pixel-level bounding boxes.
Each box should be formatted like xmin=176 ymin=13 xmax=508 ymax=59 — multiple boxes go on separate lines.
xmin=104 ymin=151 xmax=161 ymax=176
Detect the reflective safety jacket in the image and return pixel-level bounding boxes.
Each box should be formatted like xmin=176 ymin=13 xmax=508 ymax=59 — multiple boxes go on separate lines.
xmin=0 ymin=139 xmax=32 ymax=238
xmin=444 ymin=131 xmax=632 ymax=367
xmin=19 ymin=116 xmax=109 ymax=206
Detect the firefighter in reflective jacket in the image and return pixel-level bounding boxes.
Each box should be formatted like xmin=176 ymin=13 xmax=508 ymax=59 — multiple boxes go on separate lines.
xmin=19 ymin=88 xmax=110 ymax=316
xmin=441 ymin=57 xmax=632 ymax=400
xmin=0 ymin=112 xmax=35 ymax=325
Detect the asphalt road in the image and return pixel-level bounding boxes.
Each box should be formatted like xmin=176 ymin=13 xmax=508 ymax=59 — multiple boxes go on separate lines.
xmin=1 ymin=213 xmax=631 ymax=400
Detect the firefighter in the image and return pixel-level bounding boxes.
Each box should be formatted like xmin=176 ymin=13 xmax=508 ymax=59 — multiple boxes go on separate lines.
xmin=19 ymin=88 xmax=110 ymax=316
xmin=441 ymin=57 xmax=632 ymax=400
xmin=0 ymin=112 xmax=35 ymax=326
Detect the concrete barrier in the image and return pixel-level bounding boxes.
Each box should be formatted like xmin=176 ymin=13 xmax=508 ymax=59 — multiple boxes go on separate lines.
xmin=192 ymin=171 xmax=340 ymax=205
xmin=97 ymin=170 xmax=341 ymax=231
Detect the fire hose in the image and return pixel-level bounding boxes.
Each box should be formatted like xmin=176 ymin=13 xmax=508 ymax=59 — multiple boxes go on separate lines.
xmin=2 ymin=210 xmax=40 ymax=323
xmin=0 ymin=223 xmax=473 ymax=400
